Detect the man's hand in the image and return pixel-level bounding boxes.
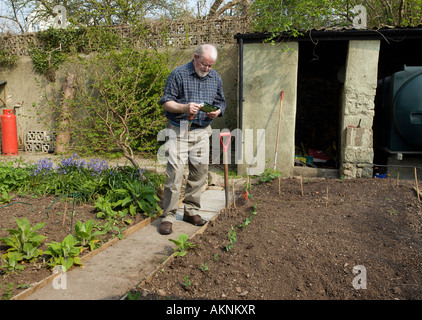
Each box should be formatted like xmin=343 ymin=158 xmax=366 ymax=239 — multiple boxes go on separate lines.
xmin=186 ymin=102 xmax=202 ymax=115
xmin=162 ymin=101 xmax=201 ymax=115
xmin=206 ymin=108 xmax=221 ymax=119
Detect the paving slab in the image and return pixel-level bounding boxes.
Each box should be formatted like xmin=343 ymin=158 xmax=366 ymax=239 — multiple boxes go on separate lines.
xmin=24 ymin=188 xmax=228 ymax=300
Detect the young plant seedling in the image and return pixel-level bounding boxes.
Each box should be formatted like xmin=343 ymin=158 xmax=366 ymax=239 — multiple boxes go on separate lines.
xmin=238 ymin=203 xmax=258 ymax=229
xmin=168 ymin=233 xmax=198 ymax=257
xmin=225 ymin=225 xmax=237 ymax=251
xmin=183 ymin=275 xmax=192 ymax=288
xmin=200 ymin=263 xmax=209 ymax=272
xmin=127 ymin=291 xmax=141 ymax=300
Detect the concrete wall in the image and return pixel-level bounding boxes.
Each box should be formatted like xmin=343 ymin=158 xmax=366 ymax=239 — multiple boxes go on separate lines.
xmin=0 ymin=56 xmax=54 ymax=148
xmin=238 ymin=42 xmax=299 ymax=176
xmin=0 ymin=45 xmax=238 ymax=151
xmin=340 ymin=40 xmax=380 ymax=178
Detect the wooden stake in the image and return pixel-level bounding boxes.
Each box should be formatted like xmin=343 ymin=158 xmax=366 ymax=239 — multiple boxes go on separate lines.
xmin=300 ymin=175 xmax=304 ymax=196
xmin=326 ymin=186 xmax=329 ymax=207
xmin=62 ymin=200 xmax=67 ymax=230
xmin=415 ymin=167 xmax=420 ymax=202
xmin=396 ymin=172 xmax=400 ymax=187
xmin=278 ymin=177 xmax=281 ymax=195
xmin=232 ymin=180 xmax=236 ymax=208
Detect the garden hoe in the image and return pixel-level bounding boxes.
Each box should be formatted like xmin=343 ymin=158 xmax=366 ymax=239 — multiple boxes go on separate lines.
xmin=220 ymin=131 xmax=231 ymax=207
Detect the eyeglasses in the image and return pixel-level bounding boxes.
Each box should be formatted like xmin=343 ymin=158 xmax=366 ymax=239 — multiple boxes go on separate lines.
xmin=195 ymin=55 xmax=214 ymax=70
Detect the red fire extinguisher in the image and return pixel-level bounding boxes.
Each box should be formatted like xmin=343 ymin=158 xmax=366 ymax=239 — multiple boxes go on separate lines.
xmin=1 ymin=109 xmax=18 ymax=156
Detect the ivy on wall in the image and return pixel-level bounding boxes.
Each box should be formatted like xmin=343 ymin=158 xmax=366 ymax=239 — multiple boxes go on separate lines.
xmin=28 ymin=27 xmax=121 ymax=81
xmin=0 ymin=49 xmax=18 ymax=67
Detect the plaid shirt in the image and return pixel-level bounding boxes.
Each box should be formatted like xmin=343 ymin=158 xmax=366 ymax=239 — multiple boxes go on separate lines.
xmin=159 ymin=60 xmax=226 ymax=127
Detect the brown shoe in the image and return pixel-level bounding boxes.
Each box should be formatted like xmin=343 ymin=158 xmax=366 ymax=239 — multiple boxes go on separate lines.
xmin=183 ymin=214 xmax=206 ymax=226
xmin=159 ymin=221 xmax=173 ymax=235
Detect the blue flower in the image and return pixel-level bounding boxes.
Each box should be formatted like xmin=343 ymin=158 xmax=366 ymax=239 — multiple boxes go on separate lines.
xmin=33 ymin=158 xmax=54 ymax=176
xmin=86 ymin=158 xmax=109 ymax=176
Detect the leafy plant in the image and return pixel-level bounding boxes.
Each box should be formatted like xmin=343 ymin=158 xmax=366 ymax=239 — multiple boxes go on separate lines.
xmin=0 ymin=49 xmax=18 ymax=66
xmin=33 ymin=44 xmax=173 ymax=163
xmin=387 ymin=208 xmax=397 ymax=216
xmin=111 ymin=180 xmax=159 ymax=215
xmin=74 ymin=219 xmax=103 ymax=251
xmin=259 ymin=169 xmax=282 ymax=183
xmin=21 ymin=243 xmax=44 ymax=262
xmin=0 ymin=161 xmax=32 ymax=194
xmin=0 ymin=217 xmax=46 ymax=260
xmin=127 ymin=291 xmax=140 ymax=300
xmin=1 ymin=252 xmax=25 ymax=274
xmin=94 ymin=196 xmax=118 ymax=220
xmin=112 ymin=225 xmax=127 ymax=240
xmin=95 ymin=177 xmax=162 ymax=220
xmin=168 ymin=233 xmax=198 ymax=257
xmin=0 ymin=191 xmax=13 ymax=204
xmin=200 ymin=263 xmax=209 ymax=272
xmin=1 ymin=282 xmax=15 ymax=300
xmin=238 ymin=204 xmax=258 ymax=229
xmin=225 ymin=225 xmax=237 ymax=252
xmin=44 ymin=234 xmax=83 ymax=271
xmin=183 ymin=275 xmax=192 ymax=288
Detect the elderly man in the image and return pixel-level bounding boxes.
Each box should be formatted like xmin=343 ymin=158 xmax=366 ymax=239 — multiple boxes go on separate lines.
xmin=158 ymin=44 xmax=226 ymax=235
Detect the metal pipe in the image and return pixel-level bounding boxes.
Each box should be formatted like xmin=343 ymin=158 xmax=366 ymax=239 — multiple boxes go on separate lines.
xmin=238 ymin=38 xmax=243 ymax=131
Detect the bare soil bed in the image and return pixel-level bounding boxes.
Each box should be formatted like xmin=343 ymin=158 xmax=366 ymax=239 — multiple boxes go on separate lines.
xmin=0 ymin=195 xmax=147 ymax=299
xmin=137 ymin=177 xmax=422 ymax=300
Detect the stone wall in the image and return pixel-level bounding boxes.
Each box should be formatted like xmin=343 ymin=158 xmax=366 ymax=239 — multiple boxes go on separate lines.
xmin=340 ymin=40 xmax=381 ymax=178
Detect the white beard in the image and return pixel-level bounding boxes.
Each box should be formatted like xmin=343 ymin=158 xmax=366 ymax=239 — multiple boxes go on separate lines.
xmin=195 ymin=68 xmax=209 ymax=78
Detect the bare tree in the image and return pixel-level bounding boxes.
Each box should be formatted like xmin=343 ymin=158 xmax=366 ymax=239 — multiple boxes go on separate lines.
xmin=208 ymin=0 xmax=250 ymax=18
xmin=0 ymin=0 xmax=35 ymax=33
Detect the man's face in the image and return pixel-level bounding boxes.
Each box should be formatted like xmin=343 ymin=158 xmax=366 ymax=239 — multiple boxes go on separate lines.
xmin=193 ymin=52 xmax=216 ymax=78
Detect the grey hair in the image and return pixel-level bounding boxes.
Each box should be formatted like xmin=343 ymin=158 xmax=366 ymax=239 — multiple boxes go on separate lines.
xmin=195 ymin=44 xmax=218 ymax=61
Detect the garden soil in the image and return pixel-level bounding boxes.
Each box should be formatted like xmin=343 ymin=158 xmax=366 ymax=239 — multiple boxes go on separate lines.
xmin=1 ymin=155 xmax=421 ymax=300
xmin=136 ymin=177 xmax=422 ymax=300
xmin=0 ymin=190 xmax=227 ymax=299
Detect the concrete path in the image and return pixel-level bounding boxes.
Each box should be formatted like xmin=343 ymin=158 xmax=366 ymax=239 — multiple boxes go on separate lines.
xmin=22 ymin=188 xmax=227 ymax=300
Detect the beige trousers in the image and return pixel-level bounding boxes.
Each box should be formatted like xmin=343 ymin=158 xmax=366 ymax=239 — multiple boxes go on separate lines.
xmin=161 ymin=121 xmax=212 ymax=223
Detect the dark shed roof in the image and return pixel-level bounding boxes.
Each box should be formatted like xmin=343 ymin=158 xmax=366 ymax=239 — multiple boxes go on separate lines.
xmin=234 ymin=26 xmax=422 ymax=43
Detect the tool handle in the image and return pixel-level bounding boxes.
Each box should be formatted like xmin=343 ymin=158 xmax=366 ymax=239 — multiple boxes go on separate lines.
xmin=219 ymin=132 xmax=231 ymax=153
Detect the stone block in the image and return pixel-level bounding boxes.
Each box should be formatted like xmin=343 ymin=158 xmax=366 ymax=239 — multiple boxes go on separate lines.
xmin=345 ymin=127 xmax=373 ymax=147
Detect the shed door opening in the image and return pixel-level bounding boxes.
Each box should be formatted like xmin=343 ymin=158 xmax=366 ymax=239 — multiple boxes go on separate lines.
xmin=295 ymin=40 xmax=348 ymax=169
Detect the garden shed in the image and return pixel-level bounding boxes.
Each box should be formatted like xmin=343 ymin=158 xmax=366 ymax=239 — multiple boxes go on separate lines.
xmin=234 ymin=26 xmax=422 ymax=179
